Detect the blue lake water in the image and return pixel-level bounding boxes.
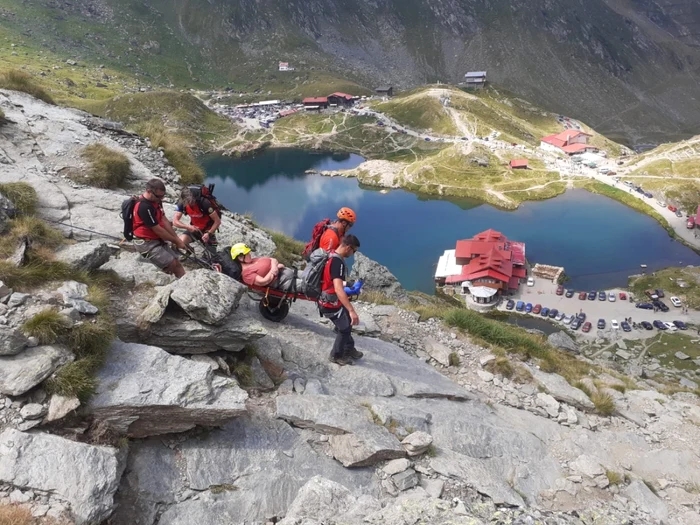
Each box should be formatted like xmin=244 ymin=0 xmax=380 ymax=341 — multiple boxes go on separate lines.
xmin=203 ymin=148 xmax=700 ymax=294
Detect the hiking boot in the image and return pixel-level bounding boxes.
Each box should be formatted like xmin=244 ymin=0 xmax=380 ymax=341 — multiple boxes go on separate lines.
xmin=346 ymin=348 xmax=364 ymax=360
xmin=330 ymin=355 xmax=354 ymax=366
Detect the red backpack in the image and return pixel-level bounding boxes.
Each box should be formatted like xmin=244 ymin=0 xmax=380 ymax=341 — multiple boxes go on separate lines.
xmin=302 ymin=219 xmax=339 ymax=260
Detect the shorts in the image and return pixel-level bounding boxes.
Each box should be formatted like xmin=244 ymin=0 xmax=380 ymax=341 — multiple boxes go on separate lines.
xmin=182 ymin=230 xmax=218 ymax=245
xmin=133 ymin=239 xmax=179 ymax=269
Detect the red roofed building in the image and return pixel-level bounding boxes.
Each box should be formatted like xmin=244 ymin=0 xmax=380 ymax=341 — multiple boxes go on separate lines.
xmin=327 ymin=92 xmax=358 ymax=106
xmin=509 ymin=159 xmax=528 ymax=169
xmin=436 ymin=229 xmax=527 ymax=304
xmin=302 ymin=97 xmax=329 ymax=110
xmin=541 ymin=130 xmax=597 ymax=155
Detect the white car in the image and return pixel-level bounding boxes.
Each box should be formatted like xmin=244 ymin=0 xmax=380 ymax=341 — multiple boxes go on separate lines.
xmin=555 ymin=312 xmax=565 ymax=322
xmin=656 ymin=200 xmax=666 ymax=208
xmin=563 ymin=314 xmax=574 ymax=325
xmin=670 ymin=296 xmax=682 ymax=307
xmin=608 ymin=292 xmax=616 ymax=302
xmin=663 ymin=322 xmax=678 ymax=331
xmin=527 ymin=277 xmax=535 ymax=287
xmin=611 ymin=319 xmax=620 ymax=329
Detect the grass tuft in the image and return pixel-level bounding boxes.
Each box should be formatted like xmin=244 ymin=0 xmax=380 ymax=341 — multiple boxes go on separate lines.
xmin=21 ymin=309 xmax=70 ymax=344
xmin=0 ymin=69 xmax=54 ymax=104
xmin=426 ymin=444 xmax=437 ymax=457
xmin=591 ymin=391 xmax=616 ymax=416
xmin=264 ymin=229 xmax=305 ymax=267
xmin=209 ymin=484 xmax=238 ymax=494
xmin=485 ymin=356 xmax=514 ymax=378
xmin=77 ymin=144 xmax=131 ymax=188
xmin=232 ymin=362 xmax=253 ymax=387
xmin=448 ymin=352 xmax=460 ymax=367
xmin=610 ymin=384 xmax=627 ymax=393
xmin=45 ymin=354 xmax=104 ymax=403
xmin=0 ymin=503 xmax=32 ymax=525
xmin=360 ymin=290 xmax=397 ymax=306
xmin=134 ymin=122 xmax=204 ymax=185
xmin=0 ymin=259 xmax=75 ymax=290
xmin=0 ymin=182 xmax=38 ymax=215
xmin=606 ymin=470 xmax=623 ymax=486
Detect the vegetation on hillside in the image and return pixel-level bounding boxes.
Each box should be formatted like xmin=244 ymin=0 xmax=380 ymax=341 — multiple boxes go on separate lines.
xmin=0 ymin=182 xmax=38 ymax=215
xmin=375 ymin=93 xmax=459 ymax=136
xmin=630 ymin=267 xmax=700 ymax=309
xmin=75 ymin=144 xmax=131 ymax=188
xmin=0 ymin=69 xmax=54 ymax=104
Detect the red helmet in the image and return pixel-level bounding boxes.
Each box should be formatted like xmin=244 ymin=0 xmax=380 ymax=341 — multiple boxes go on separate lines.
xmin=337 ymin=207 xmax=356 ymax=224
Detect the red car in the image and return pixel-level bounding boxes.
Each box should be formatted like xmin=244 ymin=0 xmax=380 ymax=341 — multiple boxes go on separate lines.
xmin=533 ymin=304 xmax=542 ymax=314
xmin=578 ymin=292 xmax=587 ymax=300
xmin=668 ymin=205 xmax=677 ymax=213
xmin=582 ymin=322 xmax=592 ymax=333
xmin=556 ymin=285 xmax=564 ymax=295
xmin=619 ymin=292 xmax=627 ymax=300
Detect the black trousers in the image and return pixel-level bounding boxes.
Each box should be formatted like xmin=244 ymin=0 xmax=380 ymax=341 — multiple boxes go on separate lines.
xmin=322 ymin=307 xmax=355 ymax=359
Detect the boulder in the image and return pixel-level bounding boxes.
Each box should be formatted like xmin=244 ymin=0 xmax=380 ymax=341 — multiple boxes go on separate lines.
xmin=7 ymin=292 xmax=30 ymax=308
xmin=216 ymin=213 xmax=277 ymax=257
xmin=547 ymin=331 xmax=579 ymax=354
xmin=0 ymin=429 xmax=124 ymax=525
xmin=280 ymin=476 xmax=358 ymax=524
xmin=55 ymin=240 xmax=114 ymax=271
xmin=423 ymin=337 xmax=452 ymax=367
xmin=0 ymin=345 xmax=73 ymax=396
xmin=169 ymin=269 xmax=246 ymax=325
xmin=383 ymin=458 xmax=411 ymax=476
xmin=0 ymin=327 xmax=29 ymax=356
xmin=391 ymin=469 xmax=419 ymax=491
xmin=100 ymin=251 xmax=176 ymax=286
xmin=349 ymin=252 xmax=407 ymax=302
xmin=401 ymin=431 xmax=433 ymax=457
xmin=528 ymin=367 xmax=595 ymax=411
xmin=536 ymin=393 xmax=560 ymax=418
xmin=90 ymin=341 xmax=248 ymax=437
xmin=569 ymin=454 xmax=604 ymax=478
xmin=47 ymin=394 xmax=81 ymax=422
xmin=623 ymin=480 xmax=669 ymax=522
xmin=276 ymin=394 xmax=406 ymax=467
xmin=56 ymin=280 xmax=98 ymax=313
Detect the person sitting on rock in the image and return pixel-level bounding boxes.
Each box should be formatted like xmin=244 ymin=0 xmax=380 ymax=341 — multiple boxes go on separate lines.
xmin=318 ymin=234 xmax=362 ymax=366
xmin=319 ymin=207 xmax=357 ymax=252
xmin=173 ymin=187 xmax=221 ymax=250
xmin=230 ymin=243 xmax=299 ymax=290
xmin=131 ymin=178 xmax=186 ymax=278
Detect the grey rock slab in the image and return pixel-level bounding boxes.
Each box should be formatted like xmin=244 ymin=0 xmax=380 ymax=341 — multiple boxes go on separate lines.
xmin=55 ymin=240 xmax=114 ymax=271
xmin=528 ymin=367 xmax=595 ymax=411
xmin=680 ymin=377 xmax=698 ymax=389
xmin=56 ymin=280 xmax=88 ymax=303
xmin=71 ymin=299 xmax=98 ymax=315
xmin=675 ymin=351 xmax=691 ymax=360
xmin=666 ymin=486 xmax=699 ymax=507
xmin=47 ymin=394 xmax=80 ymax=422
xmin=101 ymin=251 xmax=176 ymax=287
xmin=349 ymin=252 xmax=407 ymax=302
xmin=623 ymin=480 xmax=669 ymax=522
xmin=0 ymin=327 xmax=29 ymax=356
xmin=0 ymin=345 xmax=73 ymax=396
xmin=401 ymin=431 xmax=433 ymax=457
xmin=420 ymin=478 xmax=444 ymax=499
xmin=90 ymin=341 xmax=248 ymax=437
xmin=547 ymin=331 xmax=579 ymax=354
xmin=371 ymin=305 xmax=397 ymax=316
xmin=169 ymin=269 xmax=246 ymax=325
xmin=392 ymin=469 xmax=419 ymax=491
xmin=280 ymin=476 xmax=359 ymax=524
xmin=0 ymin=429 xmax=124 ymax=525
xmin=616 ymin=349 xmax=631 ymax=360
xmin=383 ymin=458 xmax=411 ymax=476
xmin=7 ymin=292 xmax=29 ymax=308
xmin=423 ymin=337 xmax=452 ymax=367
xmin=536 ymin=393 xmax=560 ymax=418
xmin=570 ymin=455 xmax=605 ymax=478
xmin=19 ymin=403 xmax=44 ymax=419
xmin=354 ymin=316 xmax=381 ymax=337
xmin=275 ymin=394 xmax=406 ymax=467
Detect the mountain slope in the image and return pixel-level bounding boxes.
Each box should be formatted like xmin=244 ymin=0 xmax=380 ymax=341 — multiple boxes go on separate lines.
xmin=2 ymin=0 xmax=700 ymax=145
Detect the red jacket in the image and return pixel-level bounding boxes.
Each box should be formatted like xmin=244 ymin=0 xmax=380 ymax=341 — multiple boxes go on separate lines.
xmin=132 ymin=199 xmax=164 ymax=240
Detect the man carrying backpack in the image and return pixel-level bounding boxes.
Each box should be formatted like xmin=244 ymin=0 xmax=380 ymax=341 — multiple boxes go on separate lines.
xmin=303 ymin=207 xmax=356 ymax=259
xmin=173 ymin=186 xmax=221 ymax=250
xmin=318 ymin=234 xmax=362 ymax=366
xmin=131 ymin=179 xmax=187 ymax=278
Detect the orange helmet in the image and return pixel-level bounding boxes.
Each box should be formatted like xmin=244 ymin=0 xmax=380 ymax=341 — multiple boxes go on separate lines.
xmin=337 ymin=207 xmax=356 ymax=224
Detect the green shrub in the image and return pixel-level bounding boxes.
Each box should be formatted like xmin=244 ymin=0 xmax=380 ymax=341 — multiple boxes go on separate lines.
xmin=486 ymin=356 xmax=514 ymax=378
xmin=46 ymin=355 xmax=104 ymax=402
xmin=448 ymin=352 xmax=460 ymax=367
xmin=21 ymin=309 xmax=70 ymax=344
xmin=0 ymin=182 xmax=38 ymax=215
xmin=0 ymin=69 xmax=54 ymax=104
xmin=606 ymin=470 xmax=623 ymax=486
xmin=233 ymin=362 xmax=253 ymax=387
xmin=78 ymin=144 xmax=131 ymax=188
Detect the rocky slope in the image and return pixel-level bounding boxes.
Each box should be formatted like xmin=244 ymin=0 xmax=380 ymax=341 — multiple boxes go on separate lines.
xmin=4 ymin=0 xmax=700 ymax=145
xmin=0 ymin=91 xmax=699 ymax=524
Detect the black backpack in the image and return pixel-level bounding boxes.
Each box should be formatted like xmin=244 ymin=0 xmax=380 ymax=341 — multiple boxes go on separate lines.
xmin=187 ymin=184 xmax=223 ymax=214
xmin=212 ymin=247 xmax=243 ymax=282
xmin=120 ymin=196 xmax=143 ymax=241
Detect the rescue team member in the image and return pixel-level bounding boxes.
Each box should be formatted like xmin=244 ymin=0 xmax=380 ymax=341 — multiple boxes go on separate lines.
xmin=132 ymin=179 xmax=187 ymax=278
xmin=318 ymin=207 xmax=356 ymax=252
xmin=173 ymin=187 xmax=221 ymax=249
xmin=319 ymin=234 xmax=362 ymax=366
xmin=230 ymin=243 xmax=284 ymax=287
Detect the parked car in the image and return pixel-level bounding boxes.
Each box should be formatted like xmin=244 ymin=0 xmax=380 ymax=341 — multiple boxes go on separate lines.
xmin=668 ymin=205 xmax=678 ymax=213
xmin=577 ymin=312 xmax=587 ymax=322
xmin=588 ymin=291 xmax=597 ymax=300
xmin=597 ymin=319 xmax=606 ymax=329
xmin=555 ymin=312 xmax=565 ymax=321
xmin=611 ymin=319 xmax=620 ymax=329
xmin=556 ymin=285 xmax=564 ymax=296
xmin=571 ymin=318 xmax=582 ymax=330
xmin=516 ymin=301 xmax=525 ymax=311
xmin=653 ymin=300 xmax=669 ymax=312
xmin=636 ymin=302 xmax=654 ymax=310
xmin=548 ymin=308 xmax=558 ymax=319
xmin=640 ymin=321 xmax=653 ymax=330
xmin=662 ymin=321 xmax=677 ymax=331
xmin=533 ymin=304 xmax=542 ymax=314
xmin=525 ymin=303 xmax=533 ymax=313
xmin=687 ymin=216 xmax=695 ymax=229
xmin=645 ymin=290 xmax=659 ymax=300
xmin=655 ymin=289 xmax=665 ymax=298
xmin=582 ymin=322 xmax=592 ymax=333
xmin=621 ymin=321 xmax=632 ymax=332
xmin=656 ymin=200 xmax=666 ymax=208
xmin=424 ymin=137 xmax=431 ymax=141
xmin=675 ymin=210 xmax=683 ymax=218
xmin=608 ymin=292 xmax=616 ymax=302
xmin=506 ymin=300 xmax=515 ymax=310
xmin=598 ymin=291 xmax=606 ymax=301
xmin=653 ymin=320 xmax=667 ymax=330
xmin=670 ymin=296 xmax=682 ymax=307
xmin=619 ymin=292 xmax=627 ymax=300
xmin=541 ymin=307 xmax=550 ymax=317
xmin=527 ymin=277 xmax=535 ymax=287
xmin=644 ymin=192 xmax=653 ymax=198
xmin=578 ymin=292 xmax=587 ymax=300
xmin=563 ymin=314 xmax=574 ymax=325
xmin=673 ymin=320 xmax=687 ymax=330
xmin=565 ymin=289 xmax=575 ymax=298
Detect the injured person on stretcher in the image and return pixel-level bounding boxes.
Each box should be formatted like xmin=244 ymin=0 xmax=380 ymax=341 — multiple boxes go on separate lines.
xmin=226 ymin=243 xmax=301 ymax=292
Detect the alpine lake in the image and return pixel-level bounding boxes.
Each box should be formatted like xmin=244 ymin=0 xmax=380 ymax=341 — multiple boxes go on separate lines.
xmin=202 ymin=148 xmax=700 ymax=295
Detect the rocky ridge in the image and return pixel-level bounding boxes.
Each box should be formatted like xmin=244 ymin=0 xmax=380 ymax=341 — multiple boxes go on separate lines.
xmin=0 ymin=91 xmax=698 ymax=524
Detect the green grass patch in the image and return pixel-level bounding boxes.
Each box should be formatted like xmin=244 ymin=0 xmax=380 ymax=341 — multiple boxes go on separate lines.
xmin=591 ymin=391 xmax=615 ymax=416
xmin=644 ymin=332 xmax=700 ymax=371
xmin=606 ymin=470 xmax=623 ymax=486
xmin=0 ymin=258 xmax=75 ymax=289
xmin=360 ymin=290 xmax=397 ymax=305
xmin=76 ymin=144 xmax=131 ymax=188
xmin=133 ymin=122 xmax=204 ymax=185
xmin=448 ymin=352 xmax=460 ymax=367
xmin=264 ymin=229 xmax=305 ymax=267
xmin=0 ymin=182 xmax=38 ymax=215
xmin=21 ymin=309 xmax=70 ymax=344
xmin=375 ymin=94 xmax=458 ymax=135
xmin=629 ymin=266 xmax=700 ymax=309
xmin=485 ymin=356 xmax=514 ymax=378
xmin=0 ymin=69 xmax=54 ymax=104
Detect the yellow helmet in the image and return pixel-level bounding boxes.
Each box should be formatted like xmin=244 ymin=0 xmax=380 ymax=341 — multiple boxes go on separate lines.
xmin=230 ymin=243 xmax=251 ymax=260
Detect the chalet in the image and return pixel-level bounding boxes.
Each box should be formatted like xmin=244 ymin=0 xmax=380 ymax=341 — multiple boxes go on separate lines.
xmin=464 ymin=71 xmax=487 ymax=89
xmin=302 ymin=97 xmax=329 ymax=110
xmin=435 ymin=229 xmax=527 ymax=304
xmin=375 ymin=86 xmax=394 ymax=97
xmin=327 ymin=92 xmax=357 ymax=107
xmin=509 ymin=159 xmax=528 ymax=169
xmin=279 ymin=62 xmax=295 ymax=72
xmin=540 ymin=130 xmax=598 ymax=155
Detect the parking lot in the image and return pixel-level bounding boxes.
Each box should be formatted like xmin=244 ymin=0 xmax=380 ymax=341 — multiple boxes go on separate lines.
xmin=503 ymin=278 xmax=700 ymax=340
